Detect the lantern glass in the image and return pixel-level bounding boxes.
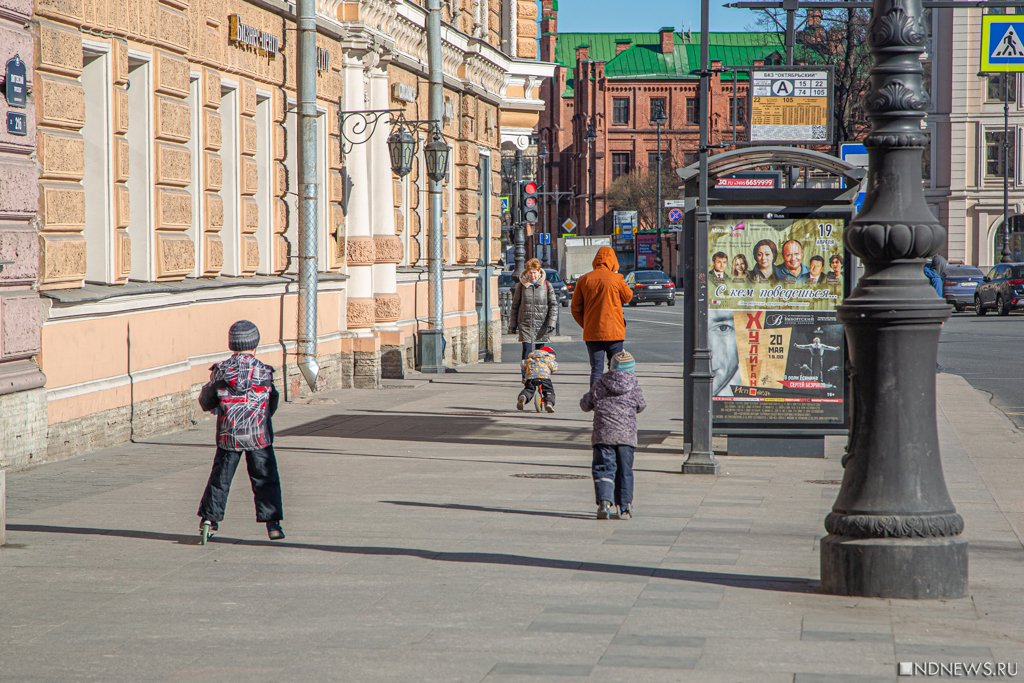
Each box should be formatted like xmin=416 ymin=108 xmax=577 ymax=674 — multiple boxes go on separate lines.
xmin=388 ymin=127 xmax=416 ymax=178
xmin=425 ymin=134 xmax=449 ymax=183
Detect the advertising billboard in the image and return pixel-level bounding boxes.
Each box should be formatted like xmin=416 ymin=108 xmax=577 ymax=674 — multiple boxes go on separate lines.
xmin=707 ymin=217 xmax=847 ymax=427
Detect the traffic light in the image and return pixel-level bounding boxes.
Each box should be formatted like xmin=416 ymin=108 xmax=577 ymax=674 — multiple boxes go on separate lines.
xmin=521 ymin=180 xmax=539 ymax=224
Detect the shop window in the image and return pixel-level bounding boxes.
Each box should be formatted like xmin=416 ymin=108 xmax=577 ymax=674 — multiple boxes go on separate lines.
xmin=126 ymin=57 xmax=154 ymax=281
xmin=82 ymin=48 xmax=114 ymax=284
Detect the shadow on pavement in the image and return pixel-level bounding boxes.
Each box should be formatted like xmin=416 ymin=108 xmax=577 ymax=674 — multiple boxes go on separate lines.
xmin=382 ymin=500 xmax=594 ymax=520
xmin=276 ymin=413 xmax=672 ymax=451
xmin=6 ymin=524 xmax=817 ymax=594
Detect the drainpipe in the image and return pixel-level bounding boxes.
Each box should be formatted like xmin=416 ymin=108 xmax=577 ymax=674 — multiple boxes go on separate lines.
xmin=422 ymin=0 xmax=446 ymax=372
xmin=296 ymin=0 xmax=319 ymax=389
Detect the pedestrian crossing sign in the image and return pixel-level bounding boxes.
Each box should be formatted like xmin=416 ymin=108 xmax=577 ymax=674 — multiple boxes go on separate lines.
xmin=981 ymin=15 xmax=1024 ymax=73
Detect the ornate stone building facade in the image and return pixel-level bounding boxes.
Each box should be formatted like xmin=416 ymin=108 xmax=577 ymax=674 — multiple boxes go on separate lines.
xmin=0 ymin=0 xmax=46 ymax=469
xmin=13 ymin=0 xmax=551 ymax=465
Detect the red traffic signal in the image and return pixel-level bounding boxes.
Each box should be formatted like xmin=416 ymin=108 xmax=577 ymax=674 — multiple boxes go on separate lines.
xmin=521 ymin=180 xmax=539 ymax=223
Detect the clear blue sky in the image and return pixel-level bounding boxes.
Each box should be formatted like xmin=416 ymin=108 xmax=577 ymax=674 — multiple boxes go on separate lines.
xmin=555 ymin=1 xmax=757 ymax=34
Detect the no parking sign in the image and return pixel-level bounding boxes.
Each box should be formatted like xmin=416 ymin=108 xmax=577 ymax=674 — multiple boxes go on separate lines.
xmin=668 ymin=208 xmax=683 ymax=224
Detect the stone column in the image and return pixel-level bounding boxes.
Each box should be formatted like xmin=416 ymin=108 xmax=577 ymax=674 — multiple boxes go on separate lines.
xmin=0 ymin=6 xmax=46 ymax=470
xmin=367 ymin=60 xmax=403 ymax=379
xmin=341 ymin=49 xmax=378 ymax=387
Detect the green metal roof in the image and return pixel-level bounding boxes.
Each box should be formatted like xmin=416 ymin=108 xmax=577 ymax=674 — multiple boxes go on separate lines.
xmin=557 ymin=30 xmax=801 ymax=97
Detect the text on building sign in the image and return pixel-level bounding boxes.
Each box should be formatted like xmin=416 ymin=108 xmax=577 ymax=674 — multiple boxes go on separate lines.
xmin=228 ymin=15 xmax=280 ymax=59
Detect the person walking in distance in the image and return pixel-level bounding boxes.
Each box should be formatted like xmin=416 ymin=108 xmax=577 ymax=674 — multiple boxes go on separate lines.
xmin=570 ymin=246 xmax=633 ymax=386
xmin=196 ymin=320 xmax=285 ymax=543
xmin=580 ymin=351 xmax=646 ymax=520
xmin=509 ymin=258 xmax=558 ymax=363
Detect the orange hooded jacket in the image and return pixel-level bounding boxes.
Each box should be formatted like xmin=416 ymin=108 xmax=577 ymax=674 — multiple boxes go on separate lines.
xmin=570 ymin=246 xmax=633 ymax=341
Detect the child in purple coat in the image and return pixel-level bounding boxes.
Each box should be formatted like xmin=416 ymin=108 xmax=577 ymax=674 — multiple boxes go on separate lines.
xmin=580 ymin=351 xmax=646 ymax=519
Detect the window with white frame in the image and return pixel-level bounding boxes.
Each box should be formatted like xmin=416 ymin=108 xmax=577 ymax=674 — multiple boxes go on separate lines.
xmin=220 ymin=84 xmax=240 ymax=276
xmin=254 ymin=92 xmax=273 ymax=274
xmin=126 ymin=56 xmax=154 ymax=281
xmin=284 ymin=104 xmax=297 ymax=274
xmin=985 ymin=128 xmax=1016 ymax=181
xmin=187 ymin=74 xmax=203 ymax=277
xmin=82 ymin=47 xmax=114 ymax=284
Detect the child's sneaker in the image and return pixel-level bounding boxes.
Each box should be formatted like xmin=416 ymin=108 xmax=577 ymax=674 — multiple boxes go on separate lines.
xmin=517 ymin=395 xmax=526 ymax=411
xmin=596 ymin=501 xmax=614 ymax=520
xmin=618 ymin=506 xmax=632 ymax=520
xmin=544 ymin=402 xmax=555 ymax=413
xmin=266 ymin=521 xmax=285 ymax=540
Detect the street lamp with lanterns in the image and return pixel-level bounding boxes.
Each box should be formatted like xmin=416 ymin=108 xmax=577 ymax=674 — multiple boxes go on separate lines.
xmin=586 ymin=120 xmax=598 ymax=234
xmin=651 ymin=103 xmax=668 ymax=269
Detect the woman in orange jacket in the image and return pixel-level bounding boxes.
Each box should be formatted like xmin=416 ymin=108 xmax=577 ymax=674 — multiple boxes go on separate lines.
xmin=570 ymin=246 xmax=633 ymax=386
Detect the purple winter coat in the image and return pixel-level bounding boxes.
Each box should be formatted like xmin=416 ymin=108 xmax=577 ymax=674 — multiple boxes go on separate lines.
xmin=580 ymin=370 xmax=646 ymax=447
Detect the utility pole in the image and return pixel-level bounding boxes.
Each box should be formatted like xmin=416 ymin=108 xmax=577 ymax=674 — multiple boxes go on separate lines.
xmin=514 ymin=149 xmax=526 ymax=276
xmin=295 ymin=0 xmax=319 ymax=390
xmin=682 ymin=0 xmax=719 ymax=474
xmin=422 ymin=0 xmax=446 ymax=372
xmin=1002 ymin=72 xmax=1012 ymax=263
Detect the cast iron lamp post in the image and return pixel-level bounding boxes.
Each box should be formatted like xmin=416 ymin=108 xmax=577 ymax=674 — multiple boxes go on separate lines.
xmin=820 ymin=0 xmax=966 ymax=599
xmin=586 ymin=121 xmax=597 ymax=234
xmin=652 ymin=104 xmax=668 ymax=269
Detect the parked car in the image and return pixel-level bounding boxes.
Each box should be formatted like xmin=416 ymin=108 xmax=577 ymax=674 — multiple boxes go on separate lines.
xmin=974 ymin=263 xmax=1024 ymax=316
xmin=624 ymin=270 xmax=676 ymax=306
xmin=942 ymin=264 xmax=985 ymax=311
xmin=544 ymin=269 xmax=571 ymax=307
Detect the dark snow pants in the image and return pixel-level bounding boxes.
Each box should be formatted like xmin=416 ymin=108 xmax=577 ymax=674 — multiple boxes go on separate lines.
xmin=197 ymin=447 xmax=283 ymax=523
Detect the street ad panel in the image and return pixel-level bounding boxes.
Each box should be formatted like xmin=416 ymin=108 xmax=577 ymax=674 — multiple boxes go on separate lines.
xmin=749 ymin=68 xmax=832 ymax=144
xmin=635 ymin=232 xmax=659 ymax=269
xmin=708 ymin=217 xmax=846 ymax=426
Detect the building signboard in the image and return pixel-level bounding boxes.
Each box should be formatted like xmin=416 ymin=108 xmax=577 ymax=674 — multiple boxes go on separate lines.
xmin=749 ymin=68 xmax=833 ymax=144
xmin=707 ymin=216 xmax=848 ymax=427
xmin=4 ymin=55 xmax=26 ymax=108
xmin=392 ymin=83 xmax=417 ymax=103
xmin=715 ymin=171 xmax=783 ymax=190
xmin=228 ymin=15 xmax=281 ymax=59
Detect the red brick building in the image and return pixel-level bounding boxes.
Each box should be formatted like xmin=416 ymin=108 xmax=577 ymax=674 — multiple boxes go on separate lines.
xmin=537 ymin=3 xmax=799 ymax=244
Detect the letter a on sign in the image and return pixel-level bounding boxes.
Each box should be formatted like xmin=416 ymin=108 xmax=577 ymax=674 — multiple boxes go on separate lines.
xmin=981 ymin=16 xmax=1024 ymax=72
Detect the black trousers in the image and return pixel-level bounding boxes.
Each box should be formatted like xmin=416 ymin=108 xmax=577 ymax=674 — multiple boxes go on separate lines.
xmin=197 ymin=447 xmax=283 ymax=523
xmin=519 ymin=378 xmax=555 ymax=405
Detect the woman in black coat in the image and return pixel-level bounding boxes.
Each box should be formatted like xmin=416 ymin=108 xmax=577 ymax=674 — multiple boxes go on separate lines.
xmin=509 ymin=258 xmax=558 ymax=359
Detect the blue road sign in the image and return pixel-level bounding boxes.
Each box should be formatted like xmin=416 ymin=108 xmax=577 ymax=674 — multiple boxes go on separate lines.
xmin=537 ymin=232 xmax=550 ymax=245
xmin=840 ymin=142 xmax=868 ymax=213
xmin=982 ymin=16 xmax=1024 ymax=72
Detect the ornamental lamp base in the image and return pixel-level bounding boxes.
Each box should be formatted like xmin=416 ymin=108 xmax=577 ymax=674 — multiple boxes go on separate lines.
xmin=417 ymin=329 xmax=446 ymax=374
xmin=820 ymin=535 xmax=968 ymax=599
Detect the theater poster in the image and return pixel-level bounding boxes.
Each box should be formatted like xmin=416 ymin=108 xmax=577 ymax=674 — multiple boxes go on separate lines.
xmin=707 ymin=217 xmax=847 ymax=427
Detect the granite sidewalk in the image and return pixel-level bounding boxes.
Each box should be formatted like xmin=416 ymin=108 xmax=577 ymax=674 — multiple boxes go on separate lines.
xmin=0 ymin=361 xmax=1022 ymax=682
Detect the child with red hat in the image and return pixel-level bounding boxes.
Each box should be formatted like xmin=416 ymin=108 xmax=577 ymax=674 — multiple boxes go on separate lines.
xmin=518 ymin=345 xmax=558 ymax=413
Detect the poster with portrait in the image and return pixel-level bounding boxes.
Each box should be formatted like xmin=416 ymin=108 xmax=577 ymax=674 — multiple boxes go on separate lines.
xmin=708 ymin=217 xmax=847 ymax=427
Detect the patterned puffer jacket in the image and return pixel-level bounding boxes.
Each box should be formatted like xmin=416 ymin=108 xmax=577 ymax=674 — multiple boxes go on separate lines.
xmin=198 ymin=353 xmax=280 ymax=451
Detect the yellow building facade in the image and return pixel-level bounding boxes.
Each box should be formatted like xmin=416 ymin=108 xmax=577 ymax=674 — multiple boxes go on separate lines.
xmin=17 ymin=0 xmax=552 ymax=465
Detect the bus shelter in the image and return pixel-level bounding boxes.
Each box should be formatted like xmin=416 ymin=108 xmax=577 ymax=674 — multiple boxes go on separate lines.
xmin=677 ymin=147 xmax=865 ymax=457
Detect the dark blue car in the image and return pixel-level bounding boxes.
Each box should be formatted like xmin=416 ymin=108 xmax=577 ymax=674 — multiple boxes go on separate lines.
xmin=942 ymin=264 xmax=984 ymax=312
xmin=975 ymin=263 xmax=1024 ymax=316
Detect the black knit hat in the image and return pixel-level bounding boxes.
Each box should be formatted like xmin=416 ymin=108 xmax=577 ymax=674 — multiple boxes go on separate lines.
xmin=228 ymin=320 xmax=260 ymax=352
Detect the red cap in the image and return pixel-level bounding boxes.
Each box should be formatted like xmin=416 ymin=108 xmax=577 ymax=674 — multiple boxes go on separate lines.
xmin=539 ymin=346 xmax=555 ymax=355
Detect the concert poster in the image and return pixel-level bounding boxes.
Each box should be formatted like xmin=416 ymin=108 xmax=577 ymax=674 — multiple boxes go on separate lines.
xmin=707 ymin=217 xmax=847 ymax=427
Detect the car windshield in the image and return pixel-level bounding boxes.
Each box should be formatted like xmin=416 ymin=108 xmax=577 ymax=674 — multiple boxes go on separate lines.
xmin=544 ymin=270 xmax=563 ymax=283
xmin=1013 ymin=266 xmax=1024 ymax=279
xmin=946 ymin=265 xmax=983 ymax=277
xmin=634 ymin=271 xmax=669 ymax=282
